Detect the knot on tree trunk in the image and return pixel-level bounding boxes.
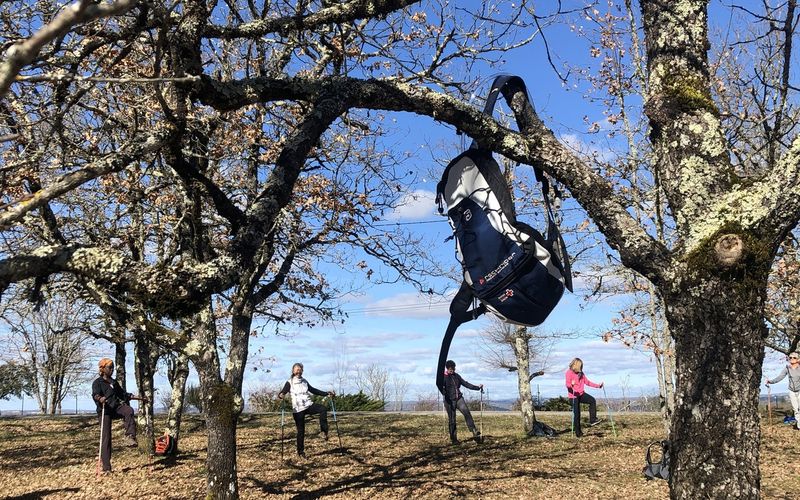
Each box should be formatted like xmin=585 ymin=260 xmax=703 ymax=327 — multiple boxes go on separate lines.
xmin=714 ymin=234 xmax=744 ymax=266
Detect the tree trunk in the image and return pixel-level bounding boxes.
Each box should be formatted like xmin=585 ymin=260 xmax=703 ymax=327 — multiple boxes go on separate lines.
xmin=115 ymin=338 xmax=127 ymax=391
xmin=133 ymin=332 xmax=156 ymax=454
xmin=666 ymin=272 xmax=767 ymax=499
xmin=164 ymin=352 xmax=190 ymax=450
xmin=189 ymin=304 xmax=242 ymax=499
xmin=513 ymin=326 xmax=535 ymax=433
xmin=199 ymin=374 xmax=240 ymax=500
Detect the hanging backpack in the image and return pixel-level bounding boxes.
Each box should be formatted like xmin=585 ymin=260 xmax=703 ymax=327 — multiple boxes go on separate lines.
xmin=642 ymin=440 xmax=670 ymax=481
xmin=435 ymin=75 xmax=572 ymax=395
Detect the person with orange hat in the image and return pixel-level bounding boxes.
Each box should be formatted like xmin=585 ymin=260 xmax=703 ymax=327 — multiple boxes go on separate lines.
xmin=91 ymin=358 xmax=146 ymax=473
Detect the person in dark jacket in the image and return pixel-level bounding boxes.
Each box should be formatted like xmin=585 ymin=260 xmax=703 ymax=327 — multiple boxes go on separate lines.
xmin=442 ymin=360 xmax=483 ymax=444
xmin=278 ymin=363 xmax=335 ymax=458
xmin=91 ymin=358 xmax=146 ymax=473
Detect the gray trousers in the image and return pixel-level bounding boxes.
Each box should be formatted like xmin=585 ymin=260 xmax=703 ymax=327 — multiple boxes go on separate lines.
xmin=445 ymin=397 xmax=476 ymax=441
xmin=98 ymin=403 xmax=136 ymax=471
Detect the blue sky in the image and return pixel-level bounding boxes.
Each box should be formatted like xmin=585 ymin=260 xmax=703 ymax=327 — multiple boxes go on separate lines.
xmin=1 ymin=0 xmax=795 ymax=413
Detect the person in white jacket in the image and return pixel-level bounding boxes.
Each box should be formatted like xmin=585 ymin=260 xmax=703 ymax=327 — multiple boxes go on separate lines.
xmin=766 ymin=351 xmax=800 ymax=430
xmin=278 ymin=363 xmax=335 ymax=457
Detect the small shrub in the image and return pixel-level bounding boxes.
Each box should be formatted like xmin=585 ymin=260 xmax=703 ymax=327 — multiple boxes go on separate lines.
xmin=312 ymin=391 xmax=385 ymax=411
xmin=543 ymin=396 xmax=571 ymax=411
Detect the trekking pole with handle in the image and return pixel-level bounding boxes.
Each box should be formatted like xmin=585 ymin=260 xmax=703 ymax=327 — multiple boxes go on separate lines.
xmin=280 ymin=398 xmax=286 ymax=460
xmin=330 ymin=396 xmax=342 ymax=450
xmin=96 ymin=402 xmax=105 ymax=478
xmin=602 ymin=385 xmax=618 ymax=438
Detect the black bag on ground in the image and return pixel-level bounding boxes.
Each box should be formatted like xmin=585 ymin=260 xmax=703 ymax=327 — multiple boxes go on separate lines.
xmin=528 ymin=420 xmax=557 ymax=438
xmin=435 ymin=75 xmax=573 ymax=396
xmin=642 ymin=440 xmax=670 ymax=481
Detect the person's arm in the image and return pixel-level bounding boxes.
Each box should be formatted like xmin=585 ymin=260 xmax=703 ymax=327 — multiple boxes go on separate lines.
xmin=459 ymin=375 xmax=481 ymax=391
xmin=584 ymin=376 xmax=602 ymax=389
xmin=277 ymin=382 xmax=290 ymax=398
xmin=307 ymin=383 xmax=332 ymax=397
xmin=767 ymin=367 xmax=788 ymax=385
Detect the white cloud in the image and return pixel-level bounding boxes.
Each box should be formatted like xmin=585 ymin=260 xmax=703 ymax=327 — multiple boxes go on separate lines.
xmin=386 ymin=189 xmax=438 ymax=220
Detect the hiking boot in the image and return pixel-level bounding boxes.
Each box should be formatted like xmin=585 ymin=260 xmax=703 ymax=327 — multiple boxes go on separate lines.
xmin=124 ymin=436 xmax=138 ymax=447
xmin=322 ymin=431 xmax=329 ymax=441
xmin=588 ymin=418 xmax=604 ymax=427
xmin=298 ymin=452 xmax=307 ymax=459
xmin=473 ymin=431 xmax=482 ymax=443
xmin=450 ymin=438 xmax=459 ymax=445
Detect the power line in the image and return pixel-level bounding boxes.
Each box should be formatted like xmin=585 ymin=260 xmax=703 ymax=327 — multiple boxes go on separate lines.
xmin=342 ymin=299 xmax=452 ymax=315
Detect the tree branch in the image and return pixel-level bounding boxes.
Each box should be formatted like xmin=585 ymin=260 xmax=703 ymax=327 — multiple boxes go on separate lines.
xmin=198 ymin=75 xmax=670 ymax=284
xmin=203 ymin=0 xmax=421 ymax=39
xmin=0 ymin=0 xmax=138 ymax=97
xmin=0 ymin=131 xmax=170 ymax=231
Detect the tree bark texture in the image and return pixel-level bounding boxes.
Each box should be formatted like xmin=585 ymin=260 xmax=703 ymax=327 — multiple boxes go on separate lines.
xmin=114 ymin=339 xmax=127 ymax=392
xmin=665 ymin=264 xmax=768 ymax=499
xmin=200 ymin=376 xmax=240 ymax=500
xmin=134 ymin=332 xmax=157 ymax=455
xmin=165 ymin=352 xmax=190 ymax=449
xmin=513 ymin=326 xmax=535 ymax=433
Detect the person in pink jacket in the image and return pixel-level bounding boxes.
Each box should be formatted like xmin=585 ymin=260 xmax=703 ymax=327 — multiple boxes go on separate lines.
xmin=565 ymin=357 xmax=604 ymax=437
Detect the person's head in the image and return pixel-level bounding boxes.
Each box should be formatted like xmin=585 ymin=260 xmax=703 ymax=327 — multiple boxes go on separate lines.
xmin=445 ymin=360 xmax=456 ymax=374
xmin=569 ymin=358 xmax=583 ymax=373
xmin=790 ymin=352 xmax=799 ymax=364
xmin=98 ymin=358 xmax=114 ymax=377
xmin=291 ymin=362 xmax=304 ymax=378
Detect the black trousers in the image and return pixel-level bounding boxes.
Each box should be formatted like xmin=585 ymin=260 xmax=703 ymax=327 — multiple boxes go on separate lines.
xmin=571 ymin=393 xmax=597 ymax=435
xmin=98 ymin=403 xmax=136 ymax=471
xmin=292 ymin=403 xmax=329 ymax=454
xmin=445 ymin=397 xmax=477 ymax=441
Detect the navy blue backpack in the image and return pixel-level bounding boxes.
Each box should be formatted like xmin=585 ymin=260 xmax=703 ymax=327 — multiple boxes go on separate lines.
xmin=435 ymin=75 xmax=572 ymax=395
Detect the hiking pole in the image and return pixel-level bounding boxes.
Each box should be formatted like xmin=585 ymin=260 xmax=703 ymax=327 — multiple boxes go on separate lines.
xmin=767 ymin=383 xmax=772 ymax=427
xmin=602 ymin=385 xmax=618 ymax=438
xmin=96 ymin=402 xmax=105 ymax=478
xmin=330 ymin=396 xmax=342 ymax=450
xmin=439 ymin=392 xmax=447 ymax=439
xmin=480 ymin=387 xmax=484 ymax=437
xmin=570 ymin=396 xmax=575 ymax=438
xmin=280 ymin=398 xmax=286 ymax=460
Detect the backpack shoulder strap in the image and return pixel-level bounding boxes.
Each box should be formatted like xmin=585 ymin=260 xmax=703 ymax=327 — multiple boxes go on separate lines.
xmin=436 ymin=282 xmax=486 ymax=396
xmin=465 ymin=75 xmax=574 ymax=292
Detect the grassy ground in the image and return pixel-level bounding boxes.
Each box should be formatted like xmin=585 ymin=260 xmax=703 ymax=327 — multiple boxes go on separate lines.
xmin=0 ymin=412 xmax=797 ymax=499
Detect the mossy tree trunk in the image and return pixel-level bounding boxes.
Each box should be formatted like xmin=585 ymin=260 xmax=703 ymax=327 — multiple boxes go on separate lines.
xmin=134 ymin=330 xmax=157 ymax=454
xmin=664 ymin=247 xmax=770 ymax=498
xmin=188 ymin=302 xmax=247 ymax=500
xmin=165 ymin=352 xmax=190 ymax=450
xmin=199 ymin=375 xmax=240 ymax=500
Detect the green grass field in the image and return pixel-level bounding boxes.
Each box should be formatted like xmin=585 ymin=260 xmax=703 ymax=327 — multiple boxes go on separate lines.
xmin=0 ymin=412 xmax=797 ymax=499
